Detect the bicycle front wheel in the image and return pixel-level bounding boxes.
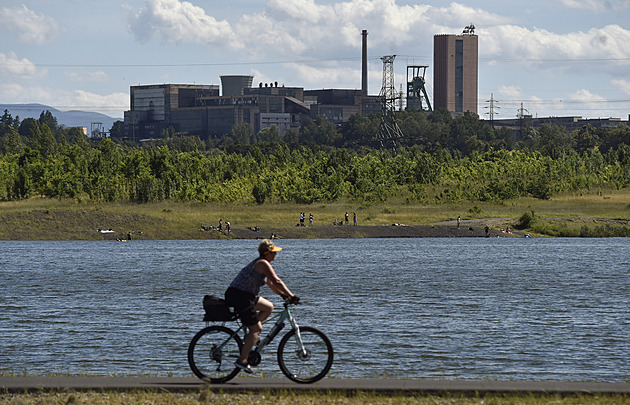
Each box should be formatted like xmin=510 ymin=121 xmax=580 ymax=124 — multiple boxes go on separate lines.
xmin=188 ymin=325 xmax=242 ymax=383
xmin=277 ymin=326 xmax=333 ymax=383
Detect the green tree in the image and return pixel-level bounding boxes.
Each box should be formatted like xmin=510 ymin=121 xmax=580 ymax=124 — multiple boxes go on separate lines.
xmin=18 ymin=118 xmax=39 ymax=139
xmin=161 ymin=125 xmax=176 ymax=139
xmin=66 ymin=127 xmax=90 ymax=149
xmin=258 ymin=126 xmax=282 ymax=143
xmin=601 ymin=125 xmax=630 ymax=151
xmin=537 ymin=124 xmax=573 ymax=159
xmin=1 ymin=126 xmax=24 ymax=154
xmin=252 ymin=181 xmax=271 ymax=204
xmin=343 ymin=114 xmax=378 ymax=146
xmin=109 ymin=120 xmax=124 ymax=138
xmin=300 ymin=116 xmax=341 ymax=145
xmin=231 ymin=122 xmax=253 ymax=145
xmin=30 ymin=123 xmax=58 ymax=157
xmin=38 ymin=110 xmax=58 ymax=133
xmin=573 ymin=124 xmax=600 ymax=153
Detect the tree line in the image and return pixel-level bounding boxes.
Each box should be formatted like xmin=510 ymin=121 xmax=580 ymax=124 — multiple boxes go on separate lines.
xmin=1 ymin=108 xmax=629 ymax=204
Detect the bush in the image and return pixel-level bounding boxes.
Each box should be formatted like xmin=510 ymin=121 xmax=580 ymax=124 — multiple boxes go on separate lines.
xmin=468 ymin=205 xmax=482 ymax=214
xmin=252 ymin=182 xmax=270 ymax=205
xmin=516 ymin=210 xmax=535 ymax=229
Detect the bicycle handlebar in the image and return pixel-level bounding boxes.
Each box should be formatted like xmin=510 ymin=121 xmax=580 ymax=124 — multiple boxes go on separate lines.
xmin=282 ymin=294 xmax=300 ymax=306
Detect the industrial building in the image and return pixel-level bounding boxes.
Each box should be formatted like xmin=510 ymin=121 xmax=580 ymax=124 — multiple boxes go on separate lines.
xmin=123 ymin=81 xmax=382 ymax=140
xmin=433 ymin=26 xmax=478 ymax=115
xmin=492 ymin=115 xmax=628 ymax=138
xmin=122 ymin=29 xmax=382 ymax=140
xmin=121 ymin=26 xmax=625 ymax=142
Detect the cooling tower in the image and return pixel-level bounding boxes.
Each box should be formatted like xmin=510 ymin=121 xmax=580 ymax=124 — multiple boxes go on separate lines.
xmin=220 ymin=75 xmax=254 ymax=97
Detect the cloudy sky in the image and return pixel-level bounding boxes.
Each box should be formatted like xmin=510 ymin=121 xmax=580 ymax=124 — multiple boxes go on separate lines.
xmin=1 ymin=0 xmax=630 ymax=120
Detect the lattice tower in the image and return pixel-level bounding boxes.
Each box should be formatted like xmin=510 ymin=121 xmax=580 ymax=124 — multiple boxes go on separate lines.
xmin=377 ymin=55 xmax=404 ymax=150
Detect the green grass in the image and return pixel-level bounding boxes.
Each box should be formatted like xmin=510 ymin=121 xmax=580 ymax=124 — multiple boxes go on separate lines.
xmin=0 ymin=390 xmax=628 ymax=405
xmin=0 ymin=189 xmax=629 ymax=240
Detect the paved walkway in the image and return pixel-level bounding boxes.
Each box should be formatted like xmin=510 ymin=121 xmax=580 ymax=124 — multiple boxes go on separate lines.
xmin=1 ymin=376 xmax=629 ymax=394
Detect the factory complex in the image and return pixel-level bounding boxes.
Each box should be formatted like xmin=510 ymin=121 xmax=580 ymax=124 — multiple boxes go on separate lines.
xmin=121 ymin=27 xmax=627 ymax=141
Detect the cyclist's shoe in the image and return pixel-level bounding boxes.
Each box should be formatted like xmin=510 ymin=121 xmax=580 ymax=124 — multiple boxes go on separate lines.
xmin=234 ymin=360 xmax=255 ymax=375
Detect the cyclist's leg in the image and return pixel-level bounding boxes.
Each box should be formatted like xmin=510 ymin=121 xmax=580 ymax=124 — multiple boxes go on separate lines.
xmin=240 ymin=321 xmax=262 ymax=363
xmin=256 ymin=296 xmax=274 ymax=322
xmin=239 ymin=297 xmax=272 ymax=363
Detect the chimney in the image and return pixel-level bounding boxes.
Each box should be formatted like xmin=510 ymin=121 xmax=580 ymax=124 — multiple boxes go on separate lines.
xmin=362 ymin=29 xmax=368 ymax=97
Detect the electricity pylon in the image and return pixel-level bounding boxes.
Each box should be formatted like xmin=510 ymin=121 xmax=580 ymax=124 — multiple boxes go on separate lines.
xmin=377 ymin=55 xmax=404 ymax=151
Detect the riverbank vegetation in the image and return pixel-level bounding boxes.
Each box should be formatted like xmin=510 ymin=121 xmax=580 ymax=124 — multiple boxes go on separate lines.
xmin=1 ymin=390 xmax=629 ymax=405
xmin=1 ymin=109 xmax=629 ymax=237
xmin=1 ymin=188 xmax=628 ymax=240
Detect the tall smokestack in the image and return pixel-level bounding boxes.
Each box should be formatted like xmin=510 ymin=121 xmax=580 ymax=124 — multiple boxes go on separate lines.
xmin=362 ymin=29 xmax=368 ymax=96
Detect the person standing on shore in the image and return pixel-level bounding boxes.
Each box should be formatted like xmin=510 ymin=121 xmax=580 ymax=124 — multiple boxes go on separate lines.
xmin=224 ymin=239 xmax=298 ymax=374
xmin=353 ymin=212 xmax=357 ymax=226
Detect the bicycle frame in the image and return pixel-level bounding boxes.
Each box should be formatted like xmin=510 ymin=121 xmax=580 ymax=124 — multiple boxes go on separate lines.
xmin=212 ymin=302 xmax=306 ymax=357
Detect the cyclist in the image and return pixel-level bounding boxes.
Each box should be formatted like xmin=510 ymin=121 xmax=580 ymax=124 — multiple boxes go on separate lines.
xmin=224 ymin=239 xmax=299 ymax=374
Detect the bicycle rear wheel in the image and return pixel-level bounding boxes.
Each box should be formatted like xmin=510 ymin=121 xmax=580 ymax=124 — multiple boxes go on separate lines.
xmin=188 ymin=325 xmax=242 ymax=383
xmin=277 ymin=326 xmax=333 ymax=383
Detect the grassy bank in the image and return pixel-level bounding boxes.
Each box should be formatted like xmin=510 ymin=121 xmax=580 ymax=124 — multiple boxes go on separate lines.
xmin=1 ymin=390 xmax=629 ymax=405
xmin=0 ymin=189 xmax=629 ymax=240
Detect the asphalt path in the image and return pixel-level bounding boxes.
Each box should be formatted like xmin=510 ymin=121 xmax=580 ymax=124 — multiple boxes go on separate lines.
xmin=1 ymin=376 xmax=629 ymax=394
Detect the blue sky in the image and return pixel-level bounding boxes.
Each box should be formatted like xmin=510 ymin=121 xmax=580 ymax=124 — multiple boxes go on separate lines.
xmin=1 ymin=0 xmax=629 ymax=120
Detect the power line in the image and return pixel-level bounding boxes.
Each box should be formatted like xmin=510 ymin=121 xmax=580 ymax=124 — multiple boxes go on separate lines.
xmin=18 ymin=54 xmax=630 ymax=69
xmin=496 ymin=98 xmax=630 ymax=105
xmin=398 ymin=54 xmax=630 ymax=63
xmin=0 ymin=56 xmax=384 ymax=69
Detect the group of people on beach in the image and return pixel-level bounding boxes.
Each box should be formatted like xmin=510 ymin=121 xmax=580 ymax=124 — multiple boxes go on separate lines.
xmin=333 ymin=212 xmax=357 ymax=226
xmin=298 ymin=212 xmax=314 ymax=227
xmin=299 ymin=211 xmax=358 ymax=227
xmin=199 ymin=219 xmax=231 ymax=234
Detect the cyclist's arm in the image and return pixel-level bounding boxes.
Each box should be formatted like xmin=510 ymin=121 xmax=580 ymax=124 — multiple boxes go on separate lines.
xmin=255 ymin=260 xmax=294 ymax=298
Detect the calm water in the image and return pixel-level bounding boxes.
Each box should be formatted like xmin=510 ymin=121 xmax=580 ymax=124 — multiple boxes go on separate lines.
xmin=0 ymin=238 xmax=628 ymax=381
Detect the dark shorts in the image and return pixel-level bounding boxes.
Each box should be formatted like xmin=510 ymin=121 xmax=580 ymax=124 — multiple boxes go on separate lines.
xmin=225 ymin=287 xmax=260 ymax=326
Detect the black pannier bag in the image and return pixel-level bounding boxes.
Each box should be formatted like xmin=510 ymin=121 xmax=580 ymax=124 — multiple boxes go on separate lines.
xmin=203 ymin=295 xmax=236 ymax=321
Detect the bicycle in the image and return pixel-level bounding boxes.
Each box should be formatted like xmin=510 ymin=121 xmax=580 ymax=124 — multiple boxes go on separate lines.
xmin=187 ymin=296 xmax=334 ymax=384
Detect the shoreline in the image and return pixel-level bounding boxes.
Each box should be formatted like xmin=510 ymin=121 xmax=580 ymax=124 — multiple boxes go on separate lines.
xmin=0 ymin=204 xmax=527 ymax=241
xmin=206 ymin=223 xmax=522 ymax=241
xmin=1 ymin=376 xmax=629 ymax=394
xmin=1 ymin=222 xmax=522 ymax=241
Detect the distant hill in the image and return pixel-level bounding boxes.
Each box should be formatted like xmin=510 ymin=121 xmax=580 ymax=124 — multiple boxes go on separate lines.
xmin=0 ymin=103 xmax=119 ymax=132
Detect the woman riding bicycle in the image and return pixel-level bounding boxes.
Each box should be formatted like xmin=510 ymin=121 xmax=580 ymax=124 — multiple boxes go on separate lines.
xmin=224 ymin=239 xmax=299 ymax=374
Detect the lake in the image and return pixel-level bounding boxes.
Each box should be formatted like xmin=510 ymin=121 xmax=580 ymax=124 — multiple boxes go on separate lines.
xmin=0 ymin=237 xmax=628 ymax=381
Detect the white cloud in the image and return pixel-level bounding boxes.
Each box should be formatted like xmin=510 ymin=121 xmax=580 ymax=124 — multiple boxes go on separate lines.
xmin=0 ymin=4 xmax=63 ymax=44
xmin=0 ymin=82 xmax=127 ymax=116
xmin=565 ymin=89 xmax=613 ymax=117
xmin=65 ymin=70 xmax=111 ymax=83
xmin=481 ymin=24 xmax=630 ymax=74
xmin=125 ymin=0 xmax=630 ymax=82
xmin=127 ymin=0 xmax=511 ymax=59
xmin=284 ymin=62 xmax=360 ymax=86
xmin=128 ymin=0 xmax=241 ymax=49
xmin=0 ymin=52 xmax=44 ymax=78
xmin=611 ymin=79 xmax=630 ymax=95
xmin=72 ymin=90 xmax=129 ymax=114
xmin=570 ymin=89 xmax=607 ymax=102
xmin=497 ymin=85 xmax=522 ymax=99
xmin=558 ymin=0 xmax=630 ymax=12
